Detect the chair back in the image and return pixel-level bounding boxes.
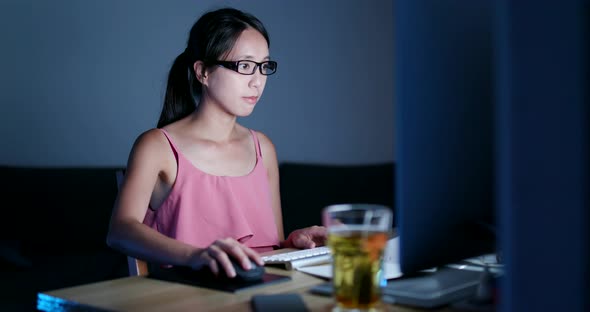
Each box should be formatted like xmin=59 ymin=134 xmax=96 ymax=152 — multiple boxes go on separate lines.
xmin=115 ymin=169 xmax=149 ymax=276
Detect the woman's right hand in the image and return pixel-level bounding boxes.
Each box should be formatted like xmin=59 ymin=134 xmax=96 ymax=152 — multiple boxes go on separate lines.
xmin=188 ymin=238 xmax=263 ymax=278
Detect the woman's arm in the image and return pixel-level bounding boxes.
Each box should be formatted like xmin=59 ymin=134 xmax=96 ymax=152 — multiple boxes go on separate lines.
xmin=257 ymin=131 xmax=285 ymax=242
xmin=106 ymin=129 xmax=197 ymax=266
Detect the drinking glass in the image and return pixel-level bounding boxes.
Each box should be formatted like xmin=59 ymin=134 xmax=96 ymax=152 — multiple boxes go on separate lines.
xmin=323 ymin=204 xmax=393 ymax=312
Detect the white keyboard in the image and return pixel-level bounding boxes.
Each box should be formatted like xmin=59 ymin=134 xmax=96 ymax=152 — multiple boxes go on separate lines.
xmin=262 ymin=246 xmax=332 ymax=270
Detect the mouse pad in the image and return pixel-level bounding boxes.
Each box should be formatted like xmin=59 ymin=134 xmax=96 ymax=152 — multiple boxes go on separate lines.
xmin=147 ymin=266 xmax=291 ymax=293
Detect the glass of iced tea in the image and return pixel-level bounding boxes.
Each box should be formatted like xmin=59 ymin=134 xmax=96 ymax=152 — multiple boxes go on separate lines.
xmin=323 ymin=204 xmax=393 ymax=312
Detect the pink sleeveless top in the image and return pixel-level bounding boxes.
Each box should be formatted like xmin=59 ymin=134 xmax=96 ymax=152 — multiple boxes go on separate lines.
xmin=142 ymin=129 xmax=280 ymax=252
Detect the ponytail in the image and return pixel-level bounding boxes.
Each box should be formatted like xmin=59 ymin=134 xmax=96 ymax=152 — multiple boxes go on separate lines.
xmin=157 ymin=51 xmax=200 ymax=128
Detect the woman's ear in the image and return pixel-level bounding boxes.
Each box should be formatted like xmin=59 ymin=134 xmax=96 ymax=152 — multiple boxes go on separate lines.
xmin=193 ymin=61 xmax=208 ymax=85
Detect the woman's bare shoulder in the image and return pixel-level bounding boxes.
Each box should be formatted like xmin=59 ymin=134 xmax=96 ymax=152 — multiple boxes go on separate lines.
xmin=127 ymin=128 xmax=172 ymax=167
xmin=251 ymin=129 xmax=277 ymax=161
xmin=132 ymin=128 xmax=169 ymax=151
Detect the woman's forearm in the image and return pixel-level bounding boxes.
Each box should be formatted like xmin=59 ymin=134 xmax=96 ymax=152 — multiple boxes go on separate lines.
xmin=107 ymin=220 xmax=200 ymax=267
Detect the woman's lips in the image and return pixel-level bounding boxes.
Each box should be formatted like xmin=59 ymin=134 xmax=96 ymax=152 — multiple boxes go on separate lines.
xmin=243 ymin=96 xmax=258 ymax=104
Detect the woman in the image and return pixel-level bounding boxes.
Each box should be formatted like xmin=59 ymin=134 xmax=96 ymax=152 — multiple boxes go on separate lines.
xmin=107 ymin=7 xmax=326 ymax=279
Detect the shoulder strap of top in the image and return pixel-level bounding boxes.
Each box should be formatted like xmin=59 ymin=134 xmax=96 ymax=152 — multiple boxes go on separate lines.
xmin=158 ymin=128 xmax=179 ymax=161
xmin=249 ymin=129 xmax=263 ymax=159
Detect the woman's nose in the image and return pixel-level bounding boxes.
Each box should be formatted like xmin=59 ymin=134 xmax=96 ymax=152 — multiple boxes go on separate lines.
xmin=249 ymin=70 xmax=264 ymax=88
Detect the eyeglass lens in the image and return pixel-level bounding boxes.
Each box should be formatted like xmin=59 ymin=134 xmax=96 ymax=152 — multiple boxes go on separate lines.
xmin=237 ymin=61 xmax=277 ymax=75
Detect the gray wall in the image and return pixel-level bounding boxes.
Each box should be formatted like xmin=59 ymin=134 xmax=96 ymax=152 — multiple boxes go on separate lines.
xmin=0 ymin=0 xmax=394 ymax=167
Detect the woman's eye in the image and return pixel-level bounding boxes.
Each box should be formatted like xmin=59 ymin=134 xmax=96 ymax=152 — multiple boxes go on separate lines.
xmin=239 ymin=63 xmax=251 ymax=70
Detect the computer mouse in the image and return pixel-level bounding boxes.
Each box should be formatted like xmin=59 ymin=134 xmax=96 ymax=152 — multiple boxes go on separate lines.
xmin=225 ymin=258 xmax=265 ymax=282
xmin=172 ymin=258 xmax=265 ymax=283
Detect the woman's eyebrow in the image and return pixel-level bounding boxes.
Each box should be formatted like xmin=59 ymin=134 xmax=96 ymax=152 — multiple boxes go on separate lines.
xmin=235 ymin=55 xmax=271 ymax=61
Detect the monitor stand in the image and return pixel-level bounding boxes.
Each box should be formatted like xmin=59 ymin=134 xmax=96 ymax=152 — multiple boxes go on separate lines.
xmin=450 ymin=265 xmax=498 ymax=312
xmin=382 ymin=266 xmax=499 ymax=309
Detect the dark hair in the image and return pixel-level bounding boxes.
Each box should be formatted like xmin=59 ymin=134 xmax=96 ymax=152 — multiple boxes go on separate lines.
xmin=157 ymin=8 xmax=270 ymax=128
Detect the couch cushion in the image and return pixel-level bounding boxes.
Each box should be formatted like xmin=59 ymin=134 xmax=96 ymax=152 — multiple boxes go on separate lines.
xmin=0 ymin=167 xmax=123 ymax=256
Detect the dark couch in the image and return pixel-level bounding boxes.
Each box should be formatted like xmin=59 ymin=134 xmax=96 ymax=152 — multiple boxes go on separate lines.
xmin=0 ymin=167 xmax=128 ymax=311
xmin=279 ymin=162 xmax=395 ymax=235
xmin=0 ymin=162 xmax=394 ymax=311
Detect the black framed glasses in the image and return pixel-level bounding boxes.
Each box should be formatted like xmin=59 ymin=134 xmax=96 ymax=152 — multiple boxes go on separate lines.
xmin=210 ymin=60 xmax=278 ymax=75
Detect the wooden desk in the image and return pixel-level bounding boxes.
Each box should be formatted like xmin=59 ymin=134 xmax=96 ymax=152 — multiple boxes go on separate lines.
xmin=38 ymin=267 xmax=458 ymax=312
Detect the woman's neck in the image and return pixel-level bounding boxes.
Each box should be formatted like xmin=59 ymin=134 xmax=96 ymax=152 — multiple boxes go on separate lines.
xmin=187 ymin=102 xmax=241 ymax=143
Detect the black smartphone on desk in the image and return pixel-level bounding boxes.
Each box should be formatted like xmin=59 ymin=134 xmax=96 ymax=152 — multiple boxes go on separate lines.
xmin=309 ymin=282 xmax=332 ymax=297
xmin=251 ymin=294 xmax=309 ymax=312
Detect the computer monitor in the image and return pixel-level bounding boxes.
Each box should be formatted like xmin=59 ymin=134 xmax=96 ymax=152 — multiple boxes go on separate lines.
xmin=393 ymin=1 xmax=496 ymax=274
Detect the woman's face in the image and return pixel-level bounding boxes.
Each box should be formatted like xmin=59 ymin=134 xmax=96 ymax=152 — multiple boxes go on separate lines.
xmin=202 ymin=27 xmax=270 ymax=117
